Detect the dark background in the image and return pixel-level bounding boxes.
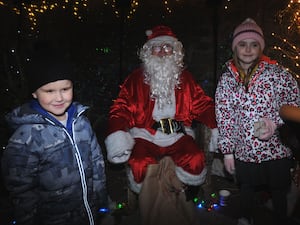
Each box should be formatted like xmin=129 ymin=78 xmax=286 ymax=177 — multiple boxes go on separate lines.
xmin=0 ymin=0 xmax=295 ymax=146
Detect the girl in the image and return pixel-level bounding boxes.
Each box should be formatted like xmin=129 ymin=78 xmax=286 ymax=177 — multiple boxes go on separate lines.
xmin=215 ymin=18 xmax=300 ymax=225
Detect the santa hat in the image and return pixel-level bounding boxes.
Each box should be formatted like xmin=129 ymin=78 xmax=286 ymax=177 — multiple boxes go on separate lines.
xmin=232 ymin=18 xmax=265 ymax=51
xmin=145 ymin=25 xmax=177 ymax=43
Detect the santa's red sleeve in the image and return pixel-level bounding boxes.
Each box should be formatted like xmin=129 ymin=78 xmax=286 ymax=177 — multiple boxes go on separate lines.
xmin=104 ymin=70 xmax=141 ymax=163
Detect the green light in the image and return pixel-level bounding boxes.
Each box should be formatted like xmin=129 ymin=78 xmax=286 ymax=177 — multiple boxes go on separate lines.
xmin=117 ymin=203 xmax=123 ymax=209
xmin=95 ymin=47 xmax=111 ymax=54
xmin=102 ymin=47 xmax=110 ymax=53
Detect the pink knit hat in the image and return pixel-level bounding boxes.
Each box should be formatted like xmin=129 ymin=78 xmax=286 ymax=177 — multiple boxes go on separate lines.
xmin=145 ymin=25 xmax=177 ymax=43
xmin=232 ymin=18 xmax=265 ymax=51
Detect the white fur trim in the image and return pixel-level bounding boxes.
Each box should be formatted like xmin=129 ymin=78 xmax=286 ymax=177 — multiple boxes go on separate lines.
xmin=175 ymin=166 xmax=207 ymax=186
xmin=104 ymin=130 xmax=135 ymax=163
xmin=126 ymin=167 xmax=142 ymax=194
xmin=208 ymin=128 xmax=219 ymax=153
xmin=147 ymin=35 xmax=177 ymax=44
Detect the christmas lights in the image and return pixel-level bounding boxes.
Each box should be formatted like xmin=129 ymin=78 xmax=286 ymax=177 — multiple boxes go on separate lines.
xmin=103 ymin=0 xmax=178 ymax=20
xmin=97 ymin=191 xmax=222 ymax=217
xmin=271 ymin=0 xmax=300 ymax=80
xmin=0 ymin=0 xmax=88 ymax=30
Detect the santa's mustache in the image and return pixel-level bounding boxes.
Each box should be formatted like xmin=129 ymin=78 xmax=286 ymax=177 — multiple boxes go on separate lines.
xmin=144 ymin=55 xmax=181 ymax=109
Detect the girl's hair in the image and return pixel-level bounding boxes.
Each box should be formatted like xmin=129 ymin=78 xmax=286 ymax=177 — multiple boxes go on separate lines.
xmin=232 ymin=49 xmax=262 ymax=89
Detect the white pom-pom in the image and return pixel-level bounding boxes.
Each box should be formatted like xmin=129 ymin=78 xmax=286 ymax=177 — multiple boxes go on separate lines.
xmin=243 ymin=18 xmax=256 ymax=24
xmin=145 ymin=29 xmax=152 ymax=37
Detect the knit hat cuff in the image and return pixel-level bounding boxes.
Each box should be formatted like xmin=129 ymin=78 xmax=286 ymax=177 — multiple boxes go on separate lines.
xmin=232 ymin=31 xmax=265 ymax=51
xmin=147 ymin=35 xmax=177 ymax=44
xmin=231 ymin=18 xmax=265 ymax=51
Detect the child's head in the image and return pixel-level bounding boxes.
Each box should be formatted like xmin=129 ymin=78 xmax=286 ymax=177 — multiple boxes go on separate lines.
xmin=232 ymin=18 xmax=265 ymax=51
xmin=26 ymin=51 xmax=74 ymax=121
xmin=232 ymin=18 xmax=265 ymax=71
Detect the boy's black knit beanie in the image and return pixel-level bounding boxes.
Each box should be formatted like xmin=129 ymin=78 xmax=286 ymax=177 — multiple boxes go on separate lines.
xmin=25 ymin=48 xmax=74 ymax=93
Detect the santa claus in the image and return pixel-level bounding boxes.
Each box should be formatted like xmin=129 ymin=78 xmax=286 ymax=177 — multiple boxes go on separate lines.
xmin=105 ymin=25 xmax=218 ymax=199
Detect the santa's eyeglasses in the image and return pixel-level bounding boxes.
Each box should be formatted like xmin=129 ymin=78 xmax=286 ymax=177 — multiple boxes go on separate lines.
xmin=151 ymin=44 xmax=173 ymax=53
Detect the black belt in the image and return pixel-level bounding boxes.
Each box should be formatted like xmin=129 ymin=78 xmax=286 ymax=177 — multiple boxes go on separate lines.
xmin=152 ymin=118 xmax=186 ymax=134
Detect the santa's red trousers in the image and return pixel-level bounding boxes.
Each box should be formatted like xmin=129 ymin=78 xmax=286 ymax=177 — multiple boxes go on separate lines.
xmin=128 ymin=135 xmax=205 ymax=183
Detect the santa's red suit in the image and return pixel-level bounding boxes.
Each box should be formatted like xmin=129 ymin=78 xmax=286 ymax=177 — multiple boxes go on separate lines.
xmin=105 ymin=25 xmax=218 ymax=194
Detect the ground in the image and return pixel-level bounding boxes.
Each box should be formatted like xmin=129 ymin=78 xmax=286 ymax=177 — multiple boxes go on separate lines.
xmin=1 ymin=159 xmax=300 ymax=225
xmin=101 ymin=162 xmax=300 ymax=225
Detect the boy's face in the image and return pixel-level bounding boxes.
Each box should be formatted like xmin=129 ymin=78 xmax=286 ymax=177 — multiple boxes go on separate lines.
xmin=32 ymin=80 xmax=73 ymax=121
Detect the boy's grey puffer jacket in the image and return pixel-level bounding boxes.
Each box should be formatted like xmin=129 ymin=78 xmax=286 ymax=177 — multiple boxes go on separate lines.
xmin=2 ymin=100 xmax=107 ymax=225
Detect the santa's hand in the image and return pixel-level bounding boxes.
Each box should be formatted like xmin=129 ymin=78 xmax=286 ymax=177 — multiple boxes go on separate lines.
xmin=104 ymin=130 xmax=135 ymax=163
xmin=254 ymin=118 xmax=276 ymax=140
xmin=224 ymin=154 xmax=235 ymax=175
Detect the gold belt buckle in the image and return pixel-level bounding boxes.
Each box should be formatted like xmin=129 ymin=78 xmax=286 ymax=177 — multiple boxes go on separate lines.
xmin=168 ymin=118 xmax=174 ymax=133
xmin=158 ymin=118 xmax=174 ymax=134
xmin=159 ymin=119 xmax=166 ymax=133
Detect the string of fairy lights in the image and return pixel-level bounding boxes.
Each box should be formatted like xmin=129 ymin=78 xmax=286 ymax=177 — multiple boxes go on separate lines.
xmin=271 ymin=0 xmax=300 ymax=80
xmin=103 ymin=0 xmax=139 ymax=20
xmin=0 ymin=0 xmax=88 ymax=30
xmin=0 ymin=0 xmax=298 ymax=93
xmin=102 ymin=0 xmax=233 ymax=20
xmin=0 ymin=0 xmax=233 ymax=30
xmin=97 ymin=191 xmax=226 ymax=215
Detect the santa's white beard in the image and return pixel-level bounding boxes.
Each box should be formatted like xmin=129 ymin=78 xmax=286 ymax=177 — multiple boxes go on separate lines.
xmin=144 ymin=55 xmax=181 ymax=109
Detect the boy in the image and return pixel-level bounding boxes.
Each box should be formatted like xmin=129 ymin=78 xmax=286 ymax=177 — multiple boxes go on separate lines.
xmin=1 ymin=51 xmax=108 ymax=225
